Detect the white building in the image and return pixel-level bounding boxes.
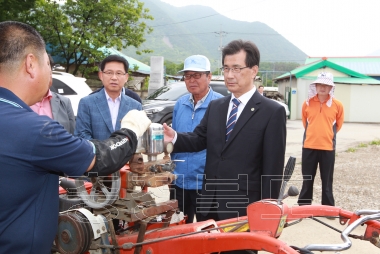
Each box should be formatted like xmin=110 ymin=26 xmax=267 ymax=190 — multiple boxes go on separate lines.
xmin=274 ymin=57 xmax=380 ymax=123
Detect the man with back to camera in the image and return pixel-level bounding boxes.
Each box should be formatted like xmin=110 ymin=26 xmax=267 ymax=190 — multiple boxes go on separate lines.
xmin=75 ymin=54 xmax=142 ymax=141
xmin=298 ymin=72 xmax=344 ymax=208
xmin=170 ymin=55 xmax=223 ymax=223
xmin=164 ymin=39 xmax=287 ymax=222
xmin=0 ymin=21 xmax=151 ymax=254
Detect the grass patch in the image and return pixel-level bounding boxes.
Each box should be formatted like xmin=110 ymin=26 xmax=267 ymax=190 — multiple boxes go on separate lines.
xmin=357 ymin=143 xmax=368 ymax=148
xmin=346 ymin=147 xmax=357 ymax=153
xmin=370 ymin=139 xmax=380 ymax=145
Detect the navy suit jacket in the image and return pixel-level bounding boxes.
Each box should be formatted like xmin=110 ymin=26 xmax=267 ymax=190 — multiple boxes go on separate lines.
xmin=74 ymin=90 xmax=142 ymax=140
xmin=173 ymin=91 xmax=287 ymax=220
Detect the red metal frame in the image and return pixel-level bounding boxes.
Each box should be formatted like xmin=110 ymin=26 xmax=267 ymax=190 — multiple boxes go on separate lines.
xmin=60 ymin=168 xmax=380 ymax=253
xmin=109 ymin=200 xmax=380 ymax=253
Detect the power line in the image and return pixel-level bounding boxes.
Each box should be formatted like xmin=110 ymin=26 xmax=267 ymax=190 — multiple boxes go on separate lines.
xmin=145 ymin=32 xmax=213 ymax=37
xmin=228 ymin=32 xmax=280 ymax=36
xmin=215 ymin=30 xmax=228 ymax=75
xmin=141 ymin=31 xmax=305 ymax=62
xmin=145 ymin=31 xmax=281 ymax=37
xmin=150 ymin=13 xmax=220 ymax=27
xmin=214 ymin=30 xmax=228 ymax=51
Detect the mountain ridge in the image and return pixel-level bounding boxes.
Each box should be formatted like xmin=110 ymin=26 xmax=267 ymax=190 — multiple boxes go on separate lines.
xmin=122 ymin=0 xmax=307 ymax=70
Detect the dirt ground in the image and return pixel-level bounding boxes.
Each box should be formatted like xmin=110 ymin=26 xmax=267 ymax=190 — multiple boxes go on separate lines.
xmin=270 ymin=143 xmax=380 ymax=254
xmin=288 ymin=143 xmax=380 ymax=211
xmin=152 ymin=121 xmax=380 ymax=253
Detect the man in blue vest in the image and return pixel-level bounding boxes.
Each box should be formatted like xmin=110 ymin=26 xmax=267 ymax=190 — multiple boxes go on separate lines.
xmin=170 ymin=55 xmax=223 ymax=223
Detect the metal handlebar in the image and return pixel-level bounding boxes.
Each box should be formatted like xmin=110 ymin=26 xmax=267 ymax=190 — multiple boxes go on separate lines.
xmin=304 ymin=211 xmax=380 ymax=251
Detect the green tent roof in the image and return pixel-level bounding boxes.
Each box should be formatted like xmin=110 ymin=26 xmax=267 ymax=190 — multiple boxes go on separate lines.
xmin=305 ymin=57 xmax=380 ymax=65
xmin=299 ymin=76 xmax=380 ymax=84
xmin=99 ymin=47 xmax=151 ymax=74
xmin=274 ymin=59 xmax=380 ymax=84
xmin=304 ymin=57 xmax=380 ymax=76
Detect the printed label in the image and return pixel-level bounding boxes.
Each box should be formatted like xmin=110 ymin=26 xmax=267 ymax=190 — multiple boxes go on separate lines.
xmin=151 ymin=130 xmax=163 ymax=140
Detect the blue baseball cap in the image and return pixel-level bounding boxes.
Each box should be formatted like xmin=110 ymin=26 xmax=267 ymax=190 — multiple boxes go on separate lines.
xmin=178 ymin=55 xmax=211 ymax=73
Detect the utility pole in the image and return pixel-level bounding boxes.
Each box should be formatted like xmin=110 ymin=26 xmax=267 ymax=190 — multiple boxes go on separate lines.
xmin=214 ymin=30 xmax=227 ymax=75
xmin=272 ymin=62 xmax=276 ymax=87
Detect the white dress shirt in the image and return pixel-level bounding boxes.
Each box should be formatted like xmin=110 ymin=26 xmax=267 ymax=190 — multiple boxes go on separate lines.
xmin=104 ymin=89 xmax=121 ymax=130
xmin=226 ymin=86 xmax=256 ymax=124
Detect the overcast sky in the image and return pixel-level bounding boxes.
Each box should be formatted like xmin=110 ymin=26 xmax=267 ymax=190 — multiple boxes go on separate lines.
xmin=160 ymin=0 xmax=380 ymax=57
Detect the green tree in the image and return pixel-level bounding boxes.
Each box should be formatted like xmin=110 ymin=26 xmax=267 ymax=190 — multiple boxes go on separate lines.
xmin=18 ymin=0 xmax=153 ymax=76
xmin=0 ymin=0 xmax=36 ymax=22
xmin=164 ymin=60 xmax=183 ymax=76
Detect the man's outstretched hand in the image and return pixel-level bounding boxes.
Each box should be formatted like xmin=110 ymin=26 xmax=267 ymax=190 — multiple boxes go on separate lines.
xmin=163 ymin=123 xmax=175 ymax=143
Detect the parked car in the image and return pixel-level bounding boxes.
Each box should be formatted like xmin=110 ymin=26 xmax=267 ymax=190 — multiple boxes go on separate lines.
xmin=271 ymin=99 xmax=290 ymax=121
xmin=143 ymin=81 xmax=290 ymax=125
xmin=143 ymin=81 xmax=230 ymax=125
xmin=51 ymin=72 xmax=93 ymax=116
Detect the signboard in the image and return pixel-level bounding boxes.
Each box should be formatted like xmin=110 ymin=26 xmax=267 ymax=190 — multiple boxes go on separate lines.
xmin=148 ymin=56 xmax=164 ymax=95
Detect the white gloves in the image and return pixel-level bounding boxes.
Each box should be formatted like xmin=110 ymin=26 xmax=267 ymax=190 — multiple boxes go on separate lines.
xmin=121 ymin=110 xmax=151 ymax=139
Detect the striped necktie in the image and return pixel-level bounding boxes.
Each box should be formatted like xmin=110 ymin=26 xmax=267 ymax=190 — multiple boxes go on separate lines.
xmin=226 ymin=98 xmax=241 ymax=141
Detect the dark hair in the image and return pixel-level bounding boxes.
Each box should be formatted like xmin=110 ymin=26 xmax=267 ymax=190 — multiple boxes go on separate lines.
xmin=0 ymin=21 xmax=46 ymax=72
xmin=99 ymin=55 xmax=129 ymax=72
xmin=222 ymin=39 xmax=260 ymax=67
xmin=259 ymin=85 xmax=264 ymax=88
xmin=48 ymin=54 xmax=54 ymax=70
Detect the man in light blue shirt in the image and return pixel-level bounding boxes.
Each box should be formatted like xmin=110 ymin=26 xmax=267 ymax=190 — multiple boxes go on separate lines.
xmin=170 ymin=55 xmax=223 ymax=223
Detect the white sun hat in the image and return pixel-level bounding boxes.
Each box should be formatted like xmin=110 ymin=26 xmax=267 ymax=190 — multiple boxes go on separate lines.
xmin=306 ymin=72 xmax=335 ymax=107
xmin=178 ymin=55 xmax=211 ymax=73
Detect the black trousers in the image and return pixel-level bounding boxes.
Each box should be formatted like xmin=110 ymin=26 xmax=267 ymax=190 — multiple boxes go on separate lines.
xmin=298 ymin=148 xmax=336 ymax=206
xmin=169 ymin=184 xmax=202 ymax=223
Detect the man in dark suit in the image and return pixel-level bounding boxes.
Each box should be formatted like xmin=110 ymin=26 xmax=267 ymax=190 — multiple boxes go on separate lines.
xmin=164 ymin=39 xmax=286 ymax=222
xmin=258 ymin=85 xmax=265 ymax=96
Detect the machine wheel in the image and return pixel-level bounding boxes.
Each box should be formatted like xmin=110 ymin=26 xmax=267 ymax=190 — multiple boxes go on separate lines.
xmin=55 ymin=211 xmax=93 ymax=254
xmin=75 ymin=171 xmax=121 ymax=209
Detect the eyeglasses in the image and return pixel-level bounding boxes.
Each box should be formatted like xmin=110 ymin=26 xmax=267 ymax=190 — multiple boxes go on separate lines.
xmin=183 ymin=72 xmax=207 ymax=80
xmin=102 ymin=71 xmax=127 ymax=78
xmin=220 ymin=66 xmax=249 ymax=74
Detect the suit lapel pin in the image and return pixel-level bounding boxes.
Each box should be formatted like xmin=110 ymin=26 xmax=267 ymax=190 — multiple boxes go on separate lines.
xmin=251 ymin=108 xmax=255 ymax=111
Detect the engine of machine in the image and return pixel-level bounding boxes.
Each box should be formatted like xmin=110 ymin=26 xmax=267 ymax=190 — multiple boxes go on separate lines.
xmin=56 ymin=123 xmax=183 ymax=254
